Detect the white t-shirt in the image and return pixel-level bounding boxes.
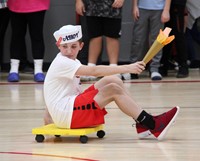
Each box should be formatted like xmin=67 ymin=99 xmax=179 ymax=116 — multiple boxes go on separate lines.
xmin=44 ymin=53 xmax=82 ymax=128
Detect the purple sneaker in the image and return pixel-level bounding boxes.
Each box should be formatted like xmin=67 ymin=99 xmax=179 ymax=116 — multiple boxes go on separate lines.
xmin=7 ymin=73 xmax=19 ymax=82
xmin=34 ymin=73 xmax=45 ymax=82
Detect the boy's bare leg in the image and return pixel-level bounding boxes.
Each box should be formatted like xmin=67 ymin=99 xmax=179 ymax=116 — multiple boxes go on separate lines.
xmin=93 ymin=76 xmax=180 ymax=141
xmin=94 ymin=76 xmax=142 ymax=119
xmin=44 ymin=108 xmax=53 ymax=125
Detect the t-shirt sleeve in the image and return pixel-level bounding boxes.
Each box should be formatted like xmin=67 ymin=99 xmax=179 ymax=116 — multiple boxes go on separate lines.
xmin=57 ymin=57 xmax=82 ymax=79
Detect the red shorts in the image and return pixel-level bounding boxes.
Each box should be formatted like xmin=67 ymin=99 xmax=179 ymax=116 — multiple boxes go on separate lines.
xmin=70 ymin=85 xmax=107 ymax=129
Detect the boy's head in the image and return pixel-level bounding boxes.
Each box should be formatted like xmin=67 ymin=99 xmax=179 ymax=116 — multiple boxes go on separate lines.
xmin=53 ymin=25 xmax=82 ymax=46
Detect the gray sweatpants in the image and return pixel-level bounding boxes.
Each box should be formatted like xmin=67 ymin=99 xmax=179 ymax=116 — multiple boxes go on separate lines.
xmin=130 ymin=9 xmax=164 ymax=72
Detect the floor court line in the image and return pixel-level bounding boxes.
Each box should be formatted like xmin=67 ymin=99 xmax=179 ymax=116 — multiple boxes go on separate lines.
xmin=0 ymin=79 xmax=200 ymax=85
xmin=0 ymin=106 xmax=200 ymax=112
xmin=0 ymin=151 xmax=99 ymax=161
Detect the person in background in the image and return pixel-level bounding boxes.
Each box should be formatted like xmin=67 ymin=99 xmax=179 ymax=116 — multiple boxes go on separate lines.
xmin=185 ymin=0 xmax=200 ymax=68
xmin=43 ymin=24 xmax=180 ymax=141
xmin=160 ymin=0 xmax=189 ymax=78
xmin=76 ymin=0 xmax=130 ymax=81
xmin=7 ymin=0 xmax=50 ymax=82
xmin=130 ymin=0 xmax=171 ymax=80
xmin=0 ymin=0 xmax=10 ymax=71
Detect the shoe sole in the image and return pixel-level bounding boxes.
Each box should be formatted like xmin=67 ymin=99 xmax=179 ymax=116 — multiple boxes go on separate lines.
xmin=80 ymin=77 xmax=97 ymax=81
xmin=157 ymin=106 xmax=180 ymax=141
xmin=138 ymin=130 xmax=151 ymax=139
xmin=176 ymin=75 xmax=189 ymax=78
xmin=8 ymin=78 xmax=19 ymax=82
xmin=151 ymin=76 xmax=162 ymax=81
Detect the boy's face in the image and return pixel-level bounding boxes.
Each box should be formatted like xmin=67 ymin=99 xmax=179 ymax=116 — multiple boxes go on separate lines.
xmin=58 ymin=41 xmax=84 ymax=60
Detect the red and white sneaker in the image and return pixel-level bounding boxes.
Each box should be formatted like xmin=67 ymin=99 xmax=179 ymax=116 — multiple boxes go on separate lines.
xmin=136 ymin=123 xmax=151 ymax=139
xmin=150 ymin=106 xmax=180 ymax=141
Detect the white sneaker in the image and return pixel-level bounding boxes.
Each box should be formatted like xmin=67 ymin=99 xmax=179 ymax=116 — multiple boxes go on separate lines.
xmin=151 ymin=72 xmax=162 ymax=81
xmin=121 ymin=73 xmax=131 ymax=80
xmin=80 ymin=76 xmax=97 ymax=81
xmin=114 ymin=74 xmax=122 ymax=79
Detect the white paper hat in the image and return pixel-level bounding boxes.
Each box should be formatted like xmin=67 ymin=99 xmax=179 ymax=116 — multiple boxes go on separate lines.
xmin=53 ymin=25 xmax=82 ymax=45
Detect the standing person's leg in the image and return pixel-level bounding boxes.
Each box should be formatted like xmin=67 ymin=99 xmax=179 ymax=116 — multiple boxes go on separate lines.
xmin=0 ymin=8 xmax=10 ymax=70
xmin=191 ymin=19 xmax=200 ymax=45
xmin=8 ymin=11 xmax=27 ymax=82
xmin=187 ymin=19 xmax=200 ymax=68
xmin=173 ymin=5 xmax=188 ymax=78
xmin=88 ymin=36 xmax=103 ymax=65
xmin=186 ymin=28 xmax=196 ymax=62
xmin=28 ymin=11 xmax=46 ymax=82
xmin=189 ymin=19 xmax=200 ymax=67
xmin=105 ymin=37 xmax=119 ymax=65
xmin=87 ymin=17 xmax=104 ymax=66
xmin=160 ymin=21 xmax=173 ymax=77
xmin=93 ymin=75 xmax=180 ymax=140
xmin=80 ymin=16 xmax=103 ymax=81
xmin=149 ymin=10 xmax=163 ymax=80
xmin=88 ymin=16 xmax=103 ymax=64
xmin=104 ymin=17 xmax=128 ymax=79
xmin=77 ymin=16 xmax=90 ymax=65
xmin=79 ymin=36 xmax=103 ymax=81
xmin=104 ymin=17 xmax=121 ymax=65
xmin=130 ymin=9 xmax=149 ymax=79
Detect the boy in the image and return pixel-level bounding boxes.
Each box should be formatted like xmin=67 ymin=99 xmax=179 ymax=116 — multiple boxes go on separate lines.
xmin=43 ymin=25 xmax=179 ymax=141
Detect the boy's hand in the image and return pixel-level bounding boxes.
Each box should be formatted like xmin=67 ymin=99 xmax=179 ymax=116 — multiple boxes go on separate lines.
xmin=129 ymin=61 xmax=146 ymax=74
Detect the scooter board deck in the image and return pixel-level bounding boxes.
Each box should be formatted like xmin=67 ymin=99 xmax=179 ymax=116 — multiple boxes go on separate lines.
xmin=32 ymin=124 xmax=104 ymax=136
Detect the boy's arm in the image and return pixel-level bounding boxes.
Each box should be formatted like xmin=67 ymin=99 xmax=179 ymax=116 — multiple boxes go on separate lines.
xmin=161 ymin=0 xmax=171 ymax=23
xmin=75 ymin=62 xmax=146 ymax=77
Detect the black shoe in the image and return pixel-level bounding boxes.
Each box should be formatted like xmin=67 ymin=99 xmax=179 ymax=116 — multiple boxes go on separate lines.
xmin=131 ymin=74 xmax=139 ymax=79
xmin=159 ymin=66 xmax=168 ymax=77
xmin=176 ymin=66 xmax=189 ymax=78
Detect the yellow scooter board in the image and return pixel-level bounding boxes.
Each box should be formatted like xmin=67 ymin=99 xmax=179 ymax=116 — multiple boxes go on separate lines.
xmin=32 ymin=124 xmax=105 ymax=143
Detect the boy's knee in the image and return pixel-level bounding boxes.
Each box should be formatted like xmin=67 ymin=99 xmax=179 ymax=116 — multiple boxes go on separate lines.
xmin=108 ymin=83 xmax=123 ymax=94
xmin=105 ymin=75 xmax=123 ymax=84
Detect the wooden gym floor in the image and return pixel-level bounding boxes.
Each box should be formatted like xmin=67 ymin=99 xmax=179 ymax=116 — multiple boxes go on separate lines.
xmin=0 ymin=69 xmax=200 ymax=161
